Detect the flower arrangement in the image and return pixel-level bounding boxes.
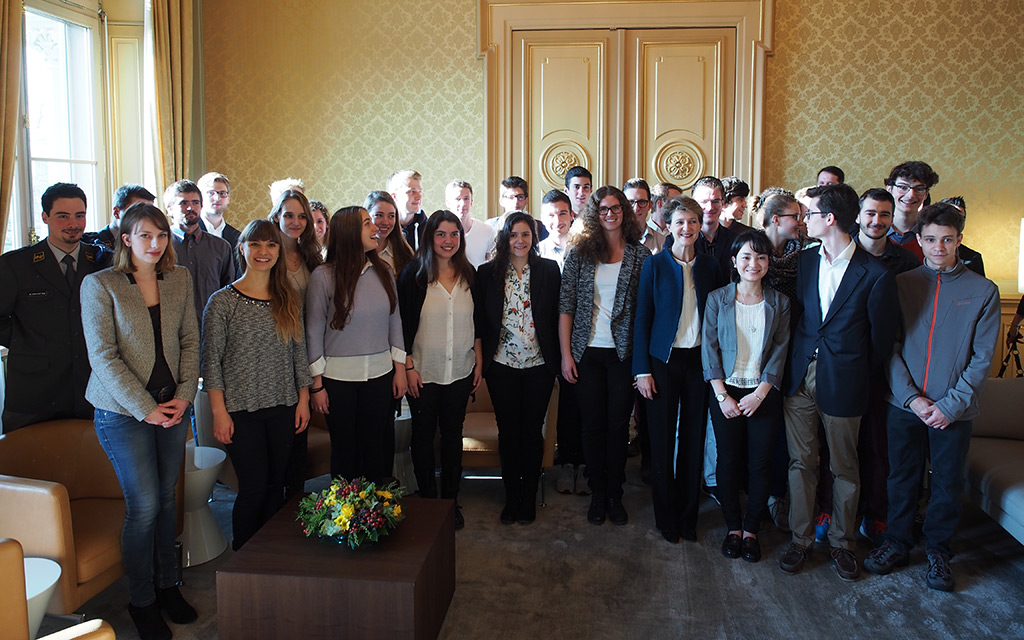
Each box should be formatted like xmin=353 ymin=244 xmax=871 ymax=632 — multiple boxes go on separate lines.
xmin=297 ymin=477 xmax=405 ymax=549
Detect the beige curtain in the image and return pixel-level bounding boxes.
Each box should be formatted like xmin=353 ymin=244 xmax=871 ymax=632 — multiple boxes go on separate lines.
xmin=0 ymin=0 xmax=22 ymax=239
xmin=149 ymin=0 xmax=193 ymax=187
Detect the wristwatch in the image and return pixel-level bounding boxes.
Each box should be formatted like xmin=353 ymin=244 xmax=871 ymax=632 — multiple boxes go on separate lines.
xmin=715 ymin=392 xmax=728 ymax=403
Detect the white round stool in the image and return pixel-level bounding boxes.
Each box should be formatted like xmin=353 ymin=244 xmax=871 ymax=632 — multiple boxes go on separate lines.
xmin=179 ymin=443 xmax=228 ymax=567
xmin=24 ymin=557 xmax=61 ymax=640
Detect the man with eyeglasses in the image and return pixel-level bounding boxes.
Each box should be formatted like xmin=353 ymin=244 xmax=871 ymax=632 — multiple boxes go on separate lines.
xmin=779 ymin=183 xmax=898 ymax=582
xmin=884 ymin=161 xmax=939 ymax=260
xmin=489 ymin=176 xmax=547 ymax=241
xmin=197 ymin=172 xmax=241 ymax=249
xmin=164 ymin=180 xmax=234 ymax=328
xmin=692 ymin=176 xmax=735 ymax=277
xmin=624 ymin=177 xmax=662 ymax=254
xmin=387 ymin=169 xmax=427 ymax=251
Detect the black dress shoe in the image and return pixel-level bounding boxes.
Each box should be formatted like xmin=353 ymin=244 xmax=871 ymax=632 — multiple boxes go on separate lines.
xmin=722 ymin=533 xmax=742 ymax=558
xmin=741 ymin=536 xmax=762 ymax=563
xmin=607 ymin=498 xmax=628 ymax=525
xmin=681 ymin=528 xmax=698 ymax=542
xmin=500 ymin=502 xmax=518 ymax=525
xmin=156 ymin=586 xmax=197 ymax=624
xmin=587 ymin=495 xmax=606 ymax=525
xmin=517 ymin=498 xmax=536 ymax=525
xmin=661 ymin=530 xmax=680 ymax=544
xmin=129 ymin=602 xmax=171 ymax=640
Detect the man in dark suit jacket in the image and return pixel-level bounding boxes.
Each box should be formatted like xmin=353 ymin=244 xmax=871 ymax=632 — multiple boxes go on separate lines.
xmin=778 ymin=184 xmax=897 ymax=581
xmin=81 ymin=183 xmax=156 ymax=251
xmin=0 ymin=182 xmax=110 ymax=432
xmin=197 ymin=172 xmax=242 ymax=278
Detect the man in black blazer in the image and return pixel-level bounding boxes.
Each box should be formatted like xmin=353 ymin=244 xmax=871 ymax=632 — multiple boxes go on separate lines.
xmin=81 ymin=183 xmax=156 ymax=251
xmin=197 ymin=172 xmax=241 ymax=249
xmin=0 ymin=183 xmax=110 ymax=432
xmin=778 ymin=183 xmax=897 ymax=581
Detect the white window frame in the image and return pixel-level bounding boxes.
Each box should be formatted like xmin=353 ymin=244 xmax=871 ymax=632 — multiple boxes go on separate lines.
xmin=7 ymin=0 xmax=108 ymax=250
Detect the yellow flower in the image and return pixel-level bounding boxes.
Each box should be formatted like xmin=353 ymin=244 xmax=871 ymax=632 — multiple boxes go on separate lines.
xmin=394 ymin=505 xmax=402 ymax=517
xmin=383 ymin=501 xmax=389 ymax=507
xmin=341 ymin=504 xmax=354 ymax=520
xmin=359 ymin=490 xmax=367 ymax=499
xmin=376 ymin=490 xmax=393 ymax=500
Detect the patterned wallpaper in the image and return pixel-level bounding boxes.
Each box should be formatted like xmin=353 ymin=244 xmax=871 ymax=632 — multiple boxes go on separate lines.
xmin=202 ymin=0 xmax=486 ymax=225
xmin=763 ymin=0 xmax=1024 ymax=286
xmin=204 ymin=0 xmax=1023 ymax=285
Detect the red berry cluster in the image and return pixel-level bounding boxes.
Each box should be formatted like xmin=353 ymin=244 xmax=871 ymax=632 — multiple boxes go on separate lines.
xmin=354 ymin=507 xmax=386 ymax=531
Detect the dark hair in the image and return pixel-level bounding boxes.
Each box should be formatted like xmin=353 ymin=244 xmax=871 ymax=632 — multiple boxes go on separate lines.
xmin=661 ymin=196 xmax=702 ymax=227
xmin=885 ymin=161 xmax=939 ymax=189
xmin=542 ymin=189 xmax=572 ymax=208
xmin=564 ymin=165 xmax=592 ymax=189
xmin=915 ymin=203 xmax=964 ymax=235
xmin=806 ymin=183 xmax=859 ymax=231
xmin=364 ymin=190 xmax=414 ymax=276
xmin=721 ymin=176 xmax=750 ymax=201
xmin=236 ymin=220 xmax=304 ymax=343
xmin=501 ymin=175 xmax=529 ymax=198
xmin=940 ymin=196 xmax=966 ymax=215
xmin=113 ymin=184 xmax=155 ymax=210
xmin=42 ymin=182 xmax=87 ymax=214
xmin=113 ymin=203 xmax=176 ymax=274
xmin=489 ymin=212 xmax=539 ymax=291
xmin=622 ymin=178 xmax=651 ymax=199
xmin=728 ymin=230 xmax=774 ymax=282
xmin=324 ymin=206 xmax=397 ymax=330
xmin=571 ymin=186 xmax=642 ymax=263
xmin=859 ymin=188 xmax=895 ymax=210
xmin=651 ymin=182 xmax=682 ymax=207
xmin=690 ymin=176 xmax=724 ymax=197
xmin=756 ymin=189 xmax=799 ymax=228
xmin=817 ymin=166 xmax=845 ymax=183
xmin=412 ymin=210 xmax=475 ymax=289
xmin=268 ymin=189 xmax=323 ymax=273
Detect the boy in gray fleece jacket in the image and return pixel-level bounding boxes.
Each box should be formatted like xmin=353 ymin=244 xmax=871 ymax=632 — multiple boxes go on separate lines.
xmin=864 ymin=203 xmax=1001 ymax=592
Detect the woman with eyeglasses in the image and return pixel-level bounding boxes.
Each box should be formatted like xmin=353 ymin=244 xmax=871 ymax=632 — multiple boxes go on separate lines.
xmin=203 ymin=220 xmax=311 ymax=551
xmin=268 ymin=189 xmax=323 ymax=300
xmin=633 ymin=197 xmax=722 ymax=544
xmin=702 ymin=230 xmax=791 ymax=563
xmin=306 ymin=206 xmax=407 ymax=485
xmin=81 ymin=203 xmax=200 ymax=639
xmin=559 ymin=185 xmax=650 ymax=526
xmin=474 ymin=212 xmax=561 ymax=525
xmin=398 ymin=210 xmax=482 ymax=530
xmin=757 ymin=188 xmax=804 ymax=302
xmin=366 ymin=190 xmax=415 ymax=277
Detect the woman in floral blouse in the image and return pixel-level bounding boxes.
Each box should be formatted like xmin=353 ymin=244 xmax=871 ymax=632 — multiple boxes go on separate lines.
xmin=474 ymin=212 xmax=562 ymax=525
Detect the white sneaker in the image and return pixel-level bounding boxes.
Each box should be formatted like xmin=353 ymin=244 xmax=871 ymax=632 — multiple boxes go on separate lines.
xmin=575 ymin=464 xmax=591 ymax=495
xmin=557 ymin=464 xmax=575 ymax=494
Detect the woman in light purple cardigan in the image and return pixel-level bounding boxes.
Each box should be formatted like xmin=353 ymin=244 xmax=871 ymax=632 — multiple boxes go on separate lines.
xmin=305 ymin=206 xmax=407 ymax=485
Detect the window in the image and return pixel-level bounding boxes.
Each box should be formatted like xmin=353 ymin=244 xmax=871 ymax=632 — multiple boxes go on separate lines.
xmin=4 ymin=1 xmax=105 ymax=253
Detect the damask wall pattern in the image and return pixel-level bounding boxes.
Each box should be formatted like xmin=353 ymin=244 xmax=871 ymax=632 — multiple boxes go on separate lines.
xmin=763 ymin=0 xmax=1024 ymax=286
xmin=202 ymin=0 xmax=486 ymax=226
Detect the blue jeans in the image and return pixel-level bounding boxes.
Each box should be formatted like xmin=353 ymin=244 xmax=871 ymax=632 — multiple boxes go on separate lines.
xmin=885 ymin=404 xmax=973 ymax=556
xmin=94 ymin=408 xmax=186 ymax=606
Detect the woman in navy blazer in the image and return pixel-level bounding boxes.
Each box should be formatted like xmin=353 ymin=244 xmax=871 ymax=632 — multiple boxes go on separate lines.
xmin=474 ymin=212 xmax=561 ymax=525
xmin=633 ymin=197 xmax=722 ymax=543
xmin=702 ymin=230 xmax=791 ymax=563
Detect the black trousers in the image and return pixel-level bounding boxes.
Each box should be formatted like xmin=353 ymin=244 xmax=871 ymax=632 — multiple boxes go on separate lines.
xmin=224 ymin=404 xmax=295 ymax=550
xmin=485 ymin=363 xmax=556 ymax=495
xmin=646 ymin=347 xmax=707 ymax=535
xmin=409 ymin=373 xmax=475 ymax=499
xmin=709 ymin=385 xmax=782 ymax=534
xmin=283 ymin=426 xmax=308 ymax=500
xmin=323 ymin=373 xmax=394 ymax=485
xmin=554 ymin=374 xmax=585 ymax=465
xmin=575 ymin=347 xmax=634 ymax=499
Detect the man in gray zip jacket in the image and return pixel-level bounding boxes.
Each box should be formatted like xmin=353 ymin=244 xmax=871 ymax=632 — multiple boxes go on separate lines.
xmin=864 ymin=203 xmax=1000 ymax=593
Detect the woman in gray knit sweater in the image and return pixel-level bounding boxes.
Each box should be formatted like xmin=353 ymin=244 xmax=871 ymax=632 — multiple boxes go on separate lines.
xmin=81 ymin=203 xmax=200 ymax=640
xmin=203 ymin=220 xmax=312 ymax=551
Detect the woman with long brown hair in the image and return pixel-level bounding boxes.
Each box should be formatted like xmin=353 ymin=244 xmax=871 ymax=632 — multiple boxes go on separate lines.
xmin=268 ymin=189 xmax=323 ymax=299
xmin=398 ymin=210 xmax=482 ymax=529
xmin=203 ymin=219 xmax=312 ymax=551
xmin=306 ymin=206 xmax=407 ymax=484
xmin=366 ymin=190 xmax=414 ymax=277
xmin=559 ymin=185 xmax=650 ymax=527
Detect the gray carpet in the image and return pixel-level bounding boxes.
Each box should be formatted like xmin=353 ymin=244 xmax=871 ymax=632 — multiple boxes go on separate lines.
xmin=40 ymin=459 xmax=1024 ymax=639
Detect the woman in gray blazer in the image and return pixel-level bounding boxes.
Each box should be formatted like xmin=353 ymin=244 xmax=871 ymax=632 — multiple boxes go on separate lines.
xmin=702 ymin=230 xmax=791 ymax=564
xmin=559 ymin=185 xmax=650 ymax=527
xmin=81 ymin=203 xmax=200 ymax=640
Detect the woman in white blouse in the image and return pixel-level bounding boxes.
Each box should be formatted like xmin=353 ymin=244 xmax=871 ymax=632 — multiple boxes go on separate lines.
xmin=702 ymin=230 xmax=791 ymax=563
xmin=398 ymin=210 xmax=482 ymax=530
xmin=268 ymin=189 xmax=323 ymax=299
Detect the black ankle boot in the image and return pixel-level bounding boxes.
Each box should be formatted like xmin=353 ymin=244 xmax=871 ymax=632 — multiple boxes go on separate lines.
xmin=587 ymin=494 xmax=607 ymax=525
xmin=518 ymin=492 xmax=537 ymax=524
xmin=501 ymin=481 xmax=521 ymax=525
xmin=129 ymin=602 xmax=171 ymax=640
xmin=156 ymin=585 xmax=198 ymax=624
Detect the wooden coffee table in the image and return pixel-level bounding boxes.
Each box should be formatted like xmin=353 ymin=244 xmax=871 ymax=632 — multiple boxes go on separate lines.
xmin=217 ymin=495 xmax=455 ymax=640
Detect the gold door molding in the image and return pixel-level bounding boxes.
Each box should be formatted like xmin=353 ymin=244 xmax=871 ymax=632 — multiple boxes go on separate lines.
xmin=478 ymin=0 xmax=774 ymax=195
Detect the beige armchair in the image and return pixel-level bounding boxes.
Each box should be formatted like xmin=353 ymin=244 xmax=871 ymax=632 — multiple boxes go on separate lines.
xmin=461 ymin=378 xmax=559 ymax=503
xmin=0 ymin=538 xmax=116 ymax=639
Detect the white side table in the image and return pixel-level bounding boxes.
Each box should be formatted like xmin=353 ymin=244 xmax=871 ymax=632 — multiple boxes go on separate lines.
xmin=24 ymin=557 xmax=61 ymax=640
xmin=179 ymin=443 xmax=228 ymax=567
